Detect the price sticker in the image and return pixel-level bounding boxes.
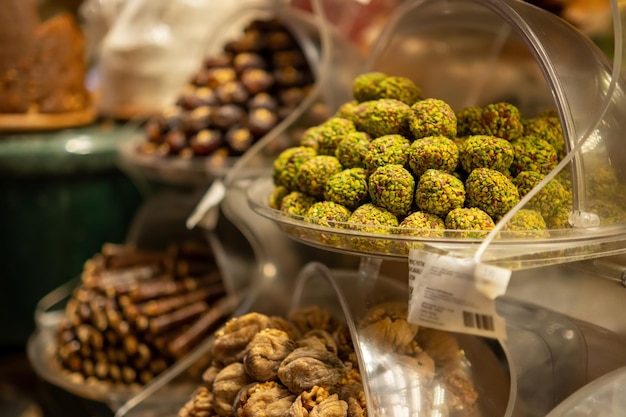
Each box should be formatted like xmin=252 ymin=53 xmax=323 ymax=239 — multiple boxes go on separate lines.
xmin=407 ymin=249 xmax=511 ymax=339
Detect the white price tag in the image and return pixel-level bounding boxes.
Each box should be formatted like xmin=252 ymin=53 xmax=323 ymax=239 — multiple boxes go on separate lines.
xmin=407 ymin=249 xmax=511 ymax=339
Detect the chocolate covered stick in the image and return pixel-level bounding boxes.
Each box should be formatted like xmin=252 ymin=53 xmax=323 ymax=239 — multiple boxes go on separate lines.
xmin=134 ymin=283 xmax=226 ymax=317
xmin=128 ymin=272 xmax=222 ymax=302
xmin=102 ymin=244 xmax=171 ymax=270
xmin=148 ymin=301 xmax=209 ymax=335
xmin=168 ymin=295 xmax=240 ymax=358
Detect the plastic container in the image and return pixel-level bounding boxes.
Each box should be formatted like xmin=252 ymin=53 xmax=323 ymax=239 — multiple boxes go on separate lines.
xmin=117 ymin=0 xmax=365 ymax=190
xmin=243 ymin=0 xmax=626 ymax=270
xmin=26 ymin=227 xmax=248 ymax=413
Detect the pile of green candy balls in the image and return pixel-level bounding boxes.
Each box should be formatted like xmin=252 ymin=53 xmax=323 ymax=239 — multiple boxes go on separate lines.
xmin=270 ymin=71 xmax=573 ymax=242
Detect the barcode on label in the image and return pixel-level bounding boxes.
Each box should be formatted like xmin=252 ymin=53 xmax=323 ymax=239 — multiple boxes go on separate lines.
xmin=463 ymin=311 xmax=495 ymax=331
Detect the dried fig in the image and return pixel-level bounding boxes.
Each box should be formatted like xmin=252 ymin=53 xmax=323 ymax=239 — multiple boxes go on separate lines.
xmin=278 ymin=347 xmax=348 ymax=394
xmin=237 ymin=381 xmax=296 ymax=417
xmin=212 ymin=362 xmax=253 ymax=416
xmin=243 ymin=328 xmax=296 ymax=381
xmin=309 ymin=394 xmax=348 ymax=417
xmin=288 ymin=306 xmax=335 ymax=334
xmin=297 ymin=330 xmax=338 ymax=355
xmin=213 ymin=313 xmax=274 ymax=364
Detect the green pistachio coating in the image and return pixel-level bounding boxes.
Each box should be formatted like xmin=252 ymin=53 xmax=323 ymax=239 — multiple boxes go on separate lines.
xmin=314 ymin=117 xmax=357 ymax=156
xmin=299 ymin=125 xmax=323 ymax=150
xmin=415 ymin=169 xmax=466 ymax=218
xmin=324 ymin=168 xmax=369 ymax=210
xmin=353 ymin=72 xmax=389 ymax=102
xmin=376 ymin=76 xmax=423 ymax=105
xmin=348 ymin=203 xmax=399 ymax=233
xmin=523 ymin=114 xmax=566 ymax=159
xmin=513 ymin=171 xmax=571 ymax=220
xmin=479 ymin=102 xmax=524 ymax=141
xmin=407 ymin=135 xmax=459 ymax=177
xmin=459 ymin=135 xmax=514 ymax=174
xmin=465 ymin=168 xmax=519 ymax=220
xmin=445 ymin=207 xmax=496 ymax=238
xmin=409 ymin=98 xmax=457 ymax=139
xmin=305 ymin=201 xmax=352 ymax=228
xmin=510 ymin=136 xmax=558 ymax=176
xmin=296 ymin=155 xmax=343 ymax=199
xmin=334 ymin=100 xmax=358 ymax=121
xmin=503 ymin=209 xmax=549 ymax=238
xmin=335 ymin=132 xmax=371 ymax=168
xmin=545 ymin=204 xmax=571 ymax=229
xmin=280 ymin=191 xmax=317 ymax=216
xmin=273 ymin=146 xmax=317 ymax=189
xmin=347 ymin=203 xmax=399 ymax=252
xmin=352 ymin=99 xmax=412 ymax=138
xmin=363 ymin=134 xmax=410 ymax=172
xmin=269 ymin=185 xmax=290 ymax=210
xmin=398 ymin=211 xmax=445 ymax=237
xmin=456 ymin=106 xmax=483 ymax=137
xmin=368 ymin=164 xmax=415 ymax=216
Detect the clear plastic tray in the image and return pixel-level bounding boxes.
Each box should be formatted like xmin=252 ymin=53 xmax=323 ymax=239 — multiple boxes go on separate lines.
xmin=238 ymin=0 xmax=626 ymax=269
xmin=113 ymin=264 xmax=512 ymax=417
xmin=247 ymin=176 xmax=626 ymax=269
xmin=26 ymin=228 xmax=248 ymax=412
xmin=117 ymin=1 xmax=365 ymax=189
xmin=110 ymin=263 xmax=626 ymax=417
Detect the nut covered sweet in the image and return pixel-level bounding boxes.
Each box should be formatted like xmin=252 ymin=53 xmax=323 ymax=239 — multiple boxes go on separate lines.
xmin=459 ymin=135 xmax=514 ymax=173
xmin=465 ymin=168 xmax=520 ymax=220
xmin=415 ymin=169 xmax=466 ymax=218
xmin=407 ymin=135 xmax=459 ymax=177
xmin=368 ymin=164 xmax=415 ymax=216
xmin=445 ymin=207 xmax=496 ymax=238
xmin=409 ymin=98 xmax=457 ymax=139
xmin=324 ymin=168 xmax=369 ymax=210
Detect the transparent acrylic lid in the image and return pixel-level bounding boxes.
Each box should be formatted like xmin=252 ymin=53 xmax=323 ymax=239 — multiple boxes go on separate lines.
xmin=545 ymin=366 xmax=626 ymax=417
xmin=241 ymin=0 xmax=626 ymax=269
xmin=119 ymin=0 xmax=365 ymax=190
xmin=368 ymin=0 xmax=626 ymax=265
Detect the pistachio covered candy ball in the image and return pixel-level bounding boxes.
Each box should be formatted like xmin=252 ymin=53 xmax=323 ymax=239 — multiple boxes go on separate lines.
xmin=409 ymin=98 xmax=457 ymax=139
xmin=369 ymin=164 xmax=415 ymax=216
xmin=296 ymin=155 xmax=343 ymax=199
xmin=280 ymin=191 xmax=317 ymax=216
xmin=347 ymin=203 xmax=399 ymax=252
xmin=376 ymin=76 xmax=423 ymax=105
xmin=273 ymin=146 xmax=317 ymax=189
xmin=324 ymin=168 xmax=369 ymax=210
xmin=407 ymin=135 xmax=459 ymax=177
xmin=363 ymin=134 xmax=411 ymax=172
xmin=502 ymin=209 xmax=549 ymax=238
xmin=479 ymin=102 xmax=524 ymax=141
xmin=269 ymin=185 xmax=290 ymax=209
xmin=303 ymin=117 xmax=356 ymax=156
xmin=334 ymin=100 xmax=358 ymax=120
xmin=523 ymin=112 xmax=566 ymax=159
xmin=415 ymin=169 xmax=466 ymax=218
xmin=335 ymin=132 xmax=370 ymax=168
xmin=353 ymin=72 xmax=388 ymax=102
xmin=513 ymin=170 xmax=571 ymax=220
xmin=459 ymin=135 xmax=514 ymax=174
xmin=465 ymin=168 xmax=519 ymax=220
xmin=510 ymin=136 xmax=558 ymax=176
xmin=398 ymin=211 xmax=445 ymax=237
xmin=352 ymin=99 xmax=412 ymax=138
xmin=445 ymin=207 xmax=496 ymax=238
xmin=456 ymin=106 xmax=483 ymax=137
xmin=305 ymin=201 xmax=352 ymax=228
